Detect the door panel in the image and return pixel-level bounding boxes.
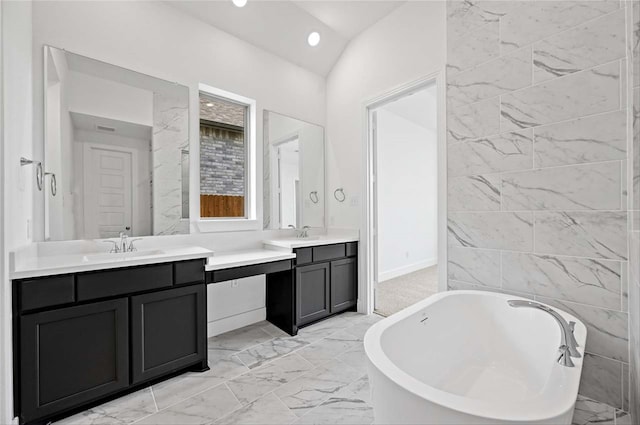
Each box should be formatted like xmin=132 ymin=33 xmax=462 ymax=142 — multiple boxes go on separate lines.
xmin=84 ymin=145 xmax=133 ymax=239
xmin=20 ymin=299 xmax=129 ymax=424
xmin=296 ymin=263 xmax=330 ymax=326
xmin=131 ymin=285 xmax=206 ymax=384
xmin=330 ymin=258 xmax=357 ymax=313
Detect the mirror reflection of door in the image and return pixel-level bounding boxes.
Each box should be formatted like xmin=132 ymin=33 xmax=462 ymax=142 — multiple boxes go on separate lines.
xmin=277 ymin=138 xmax=300 ymax=228
xmin=83 ymin=145 xmax=135 ymax=239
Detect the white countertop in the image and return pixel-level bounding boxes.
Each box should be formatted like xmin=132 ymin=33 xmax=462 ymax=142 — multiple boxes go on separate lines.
xmin=10 ymin=246 xmax=213 ymax=279
xmin=206 ymin=249 xmax=296 ymax=271
xmin=262 ymin=235 xmax=358 ymax=250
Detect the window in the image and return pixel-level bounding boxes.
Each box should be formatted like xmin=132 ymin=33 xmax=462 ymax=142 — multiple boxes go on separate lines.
xmin=197 ymin=84 xmax=257 ymax=231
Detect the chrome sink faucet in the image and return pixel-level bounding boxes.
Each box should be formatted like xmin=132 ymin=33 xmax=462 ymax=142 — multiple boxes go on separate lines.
xmin=508 ymin=300 xmax=581 ymax=367
xmin=102 ymin=230 xmax=141 ymax=253
xmin=288 ymin=225 xmax=311 ymax=238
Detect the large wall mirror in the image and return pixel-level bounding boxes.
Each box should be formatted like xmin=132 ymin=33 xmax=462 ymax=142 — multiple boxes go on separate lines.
xmin=263 ymin=111 xmax=325 ymax=230
xmin=43 ymin=46 xmax=190 ymax=240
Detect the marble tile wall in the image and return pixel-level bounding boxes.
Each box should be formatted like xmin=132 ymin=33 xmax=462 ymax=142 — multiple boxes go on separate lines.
xmin=446 ymin=0 xmax=633 ymax=412
xmin=152 ymin=91 xmax=190 ymax=235
xmin=628 ymin=0 xmax=640 ymax=422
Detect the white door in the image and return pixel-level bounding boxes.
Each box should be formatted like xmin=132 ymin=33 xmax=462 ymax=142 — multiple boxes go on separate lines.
xmin=83 ymin=145 xmax=134 ymax=239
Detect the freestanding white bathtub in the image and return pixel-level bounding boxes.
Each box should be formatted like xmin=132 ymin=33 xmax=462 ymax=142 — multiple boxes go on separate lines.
xmin=364 ymin=290 xmax=587 ymax=424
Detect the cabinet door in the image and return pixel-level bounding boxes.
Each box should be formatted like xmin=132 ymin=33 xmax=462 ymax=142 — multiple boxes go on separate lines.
xmin=331 ymin=258 xmax=357 ymax=313
xmin=20 ymin=299 xmax=129 ymax=424
xmin=296 ymin=263 xmax=331 ymax=326
xmin=131 ymin=284 xmax=206 ymax=384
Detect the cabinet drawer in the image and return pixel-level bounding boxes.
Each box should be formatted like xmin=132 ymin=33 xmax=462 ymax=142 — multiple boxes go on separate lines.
xmin=346 ymin=242 xmax=358 ymax=257
xmin=210 ymin=260 xmax=292 ymax=283
xmin=20 ymin=275 xmax=75 ymax=311
xmin=295 ymin=248 xmax=313 ymax=265
xmin=174 ymin=260 xmax=205 ymax=285
xmin=312 ymin=244 xmax=346 ymax=262
xmin=77 ymin=264 xmax=173 ymax=301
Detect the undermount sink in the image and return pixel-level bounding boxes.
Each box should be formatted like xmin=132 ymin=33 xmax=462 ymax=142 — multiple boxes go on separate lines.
xmin=82 ymin=250 xmax=166 ymax=262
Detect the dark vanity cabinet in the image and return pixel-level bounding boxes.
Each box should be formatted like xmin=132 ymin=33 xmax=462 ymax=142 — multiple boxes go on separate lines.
xmin=296 ymin=263 xmax=331 ymax=326
xmin=19 ymin=299 xmax=130 ymax=423
xmin=294 ymin=242 xmax=358 ymax=327
xmin=131 ymin=284 xmax=206 ymax=384
xmin=13 ymin=259 xmax=207 ymax=425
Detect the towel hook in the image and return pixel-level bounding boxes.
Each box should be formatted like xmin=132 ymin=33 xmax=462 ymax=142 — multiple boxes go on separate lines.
xmin=45 ymin=172 xmax=57 ymax=197
xmin=334 ymin=188 xmax=345 ymax=203
xmin=309 ymin=191 xmax=319 ymax=204
xmin=20 ymin=157 xmax=43 ymax=191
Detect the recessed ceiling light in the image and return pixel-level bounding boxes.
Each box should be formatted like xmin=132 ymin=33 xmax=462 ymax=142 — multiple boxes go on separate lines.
xmin=307 ymin=31 xmax=320 ymax=47
xmin=232 ymin=0 xmax=247 ymax=7
xmin=206 ymin=103 xmax=214 ymax=107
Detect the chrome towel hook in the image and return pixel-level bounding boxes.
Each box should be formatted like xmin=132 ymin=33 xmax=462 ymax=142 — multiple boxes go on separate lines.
xmin=45 ymin=172 xmax=57 ymax=197
xmin=334 ymin=188 xmax=345 ymax=203
xmin=309 ymin=191 xmax=319 ymax=204
xmin=20 ymin=157 xmax=43 ymax=191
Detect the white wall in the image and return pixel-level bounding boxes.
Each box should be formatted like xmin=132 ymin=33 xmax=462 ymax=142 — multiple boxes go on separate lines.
xmin=325 ymin=1 xmax=446 ymax=229
xmin=376 ymin=108 xmax=437 ymax=281
xmin=68 ymin=71 xmax=154 ymax=127
xmin=2 ymin=2 xmax=33 ymax=422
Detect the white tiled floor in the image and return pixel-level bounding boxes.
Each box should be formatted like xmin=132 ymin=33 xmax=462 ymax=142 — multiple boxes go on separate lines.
xmin=57 ymin=312 xmax=382 ymax=425
xmin=56 ymin=311 xmax=630 ymax=425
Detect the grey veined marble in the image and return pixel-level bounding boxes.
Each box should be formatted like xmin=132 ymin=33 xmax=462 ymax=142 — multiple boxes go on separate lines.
xmin=448 ymin=47 xmax=531 ymax=107
xmin=448 ymin=175 xmax=501 ymax=211
xmin=448 ymin=212 xmax=534 ymax=251
xmin=533 ymin=110 xmax=626 ymax=167
xmin=501 ymin=161 xmax=622 ymax=211
xmin=501 ymin=62 xmax=620 ymax=130
xmin=447 ymin=97 xmax=500 ymax=144
xmin=448 ymin=129 xmax=533 ymax=177
xmin=446 ymin=1 xmax=506 ymax=41
xmin=447 ymin=21 xmax=500 ymax=76
xmin=533 ymin=9 xmax=625 ymax=83
xmin=500 ymin=1 xmax=620 ymax=54
xmin=447 ymin=247 xmax=501 ymax=287
xmin=534 ymin=211 xmax=628 ymax=260
xmin=502 ymin=252 xmax=622 ymax=310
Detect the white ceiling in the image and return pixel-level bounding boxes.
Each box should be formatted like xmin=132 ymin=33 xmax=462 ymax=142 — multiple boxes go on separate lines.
xmin=165 ymin=1 xmax=404 ymax=76
xmin=381 ymin=84 xmax=437 ymax=131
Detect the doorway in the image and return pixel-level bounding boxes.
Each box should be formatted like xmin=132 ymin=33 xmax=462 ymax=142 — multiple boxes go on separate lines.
xmin=364 ymin=77 xmax=445 ymax=317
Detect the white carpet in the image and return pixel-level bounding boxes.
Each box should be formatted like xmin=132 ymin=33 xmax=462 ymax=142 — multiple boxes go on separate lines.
xmin=374 ymin=265 xmax=438 ymax=317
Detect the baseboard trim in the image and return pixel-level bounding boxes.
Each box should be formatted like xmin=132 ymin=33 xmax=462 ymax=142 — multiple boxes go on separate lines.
xmin=207 ymin=308 xmax=266 ymax=337
xmin=378 ymin=258 xmax=437 ymax=283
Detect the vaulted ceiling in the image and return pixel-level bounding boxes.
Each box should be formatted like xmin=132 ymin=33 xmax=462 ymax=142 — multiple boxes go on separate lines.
xmin=165 ymin=1 xmax=405 ymax=76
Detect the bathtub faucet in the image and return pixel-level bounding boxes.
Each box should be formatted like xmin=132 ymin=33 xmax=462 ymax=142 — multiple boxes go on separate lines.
xmin=507 ymin=300 xmax=581 ymax=367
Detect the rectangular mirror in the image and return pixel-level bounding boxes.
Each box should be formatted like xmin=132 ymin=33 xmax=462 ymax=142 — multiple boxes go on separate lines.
xmin=263 ymin=111 xmax=325 ymax=229
xmin=43 ymin=46 xmax=190 ymax=240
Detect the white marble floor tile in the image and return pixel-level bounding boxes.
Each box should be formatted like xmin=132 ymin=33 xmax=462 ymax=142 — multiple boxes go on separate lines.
xmin=151 ymin=371 xmax=226 ymax=410
xmin=135 ymin=384 xmax=240 ymax=425
xmin=236 ymin=335 xmax=311 ymax=369
xmin=227 ymin=353 xmax=314 ymax=405
xmin=57 ymin=388 xmax=156 ymax=425
xmin=274 ymin=359 xmax=363 ymax=417
xmin=215 ymin=392 xmax=298 ymax=425
xmin=297 ymin=331 xmax=363 ymax=366
xmin=294 ymin=376 xmax=373 ymax=425
xmin=572 ymin=395 xmax=616 ymax=425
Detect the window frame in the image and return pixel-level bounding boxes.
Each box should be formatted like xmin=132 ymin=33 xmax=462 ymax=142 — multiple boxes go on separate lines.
xmin=196 ymin=83 xmax=259 ymax=232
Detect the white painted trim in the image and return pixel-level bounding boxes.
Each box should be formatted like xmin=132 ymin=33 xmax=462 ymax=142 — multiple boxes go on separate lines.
xmin=361 ymin=70 xmax=448 ymax=315
xmin=207 ymin=307 xmax=266 ymax=337
xmin=197 ymin=83 xmax=258 ymax=232
xmin=378 ymin=258 xmax=437 ymax=283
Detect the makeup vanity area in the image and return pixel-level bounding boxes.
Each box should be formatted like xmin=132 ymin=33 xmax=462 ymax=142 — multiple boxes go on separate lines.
xmin=10 ymin=45 xmax=358 ymax=425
